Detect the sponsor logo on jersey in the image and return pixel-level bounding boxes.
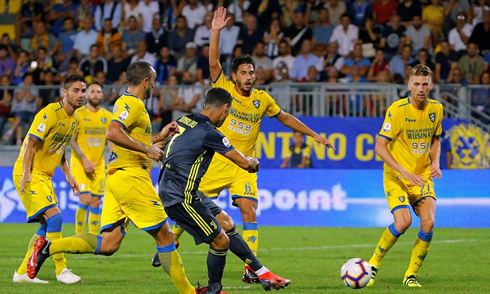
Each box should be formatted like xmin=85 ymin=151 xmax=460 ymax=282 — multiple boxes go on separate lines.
xmin=222 ymin=137 xmax=231 ymax=148
xmin=383 ymin=122 xmax=391 ymax=132
xmin=253 ymin=100 xmax=260 ymax=109
xmin=405 ymin=118 xmax=416 ymax=122
xmin=37 ymin=123 xmax=46 ymax=133
xmin=119 ymin=111 xmax=129 ymax=121
xmin=101 ymin=117 xmax=106 ymax=124
xmin=429 ymin=113 xmax=435 ymax=122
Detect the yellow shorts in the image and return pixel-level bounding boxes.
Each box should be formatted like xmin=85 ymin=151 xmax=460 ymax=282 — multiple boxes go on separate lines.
xmin=101 ymin=168 xmax=168 ymax=233
xmin=384 ymin=172 xmax=436 ymax=214
xmin=71 ymin=160 xmax=106 ymax=197
xmin=13 ymin=173 xmax=58 ymax=223
xmin=199 ymin=157 xmax=258 ymax=205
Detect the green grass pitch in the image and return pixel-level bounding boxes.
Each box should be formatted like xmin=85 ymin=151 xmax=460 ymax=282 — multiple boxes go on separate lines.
xmin=0 ymin=224 xmax=488 ymax=293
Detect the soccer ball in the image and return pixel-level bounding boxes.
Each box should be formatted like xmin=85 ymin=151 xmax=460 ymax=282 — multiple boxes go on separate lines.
xmin=340 ymin=258 xmax=372 ymax=289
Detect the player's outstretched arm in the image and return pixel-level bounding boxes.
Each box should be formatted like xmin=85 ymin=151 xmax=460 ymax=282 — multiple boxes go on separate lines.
xmin=276 ymin=111 xmax=336 ymax=150
xmin=107 ymin=121 xmax=163 ymax=161
xmin=19 ymin=135 xmax=39 ymax=194
xmin=209 ymin=6 xmax=231 ymax=82
xmin=430 ymin=136 xmax=442 ymax=179
xmin=223 ymin=149 xmax=260 ymax=173
xmin=375 ymin=136 xmax=426 ymax=187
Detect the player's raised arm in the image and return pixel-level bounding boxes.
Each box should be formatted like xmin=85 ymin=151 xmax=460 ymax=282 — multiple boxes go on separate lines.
xmin=209 ymin=6 xmax=231 ymax=82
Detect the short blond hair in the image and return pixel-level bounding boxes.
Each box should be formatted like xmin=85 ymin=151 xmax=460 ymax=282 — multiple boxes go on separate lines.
xmin=409 ymin=64 xmax=431 ymax=82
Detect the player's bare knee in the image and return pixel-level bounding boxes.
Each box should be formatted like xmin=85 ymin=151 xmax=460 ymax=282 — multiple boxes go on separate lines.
xmin=237 ymin=201 xmax=258 ymax=222
xmin=420 ymin=216 xmax=435 ymax=232
xmin=212 ymin=231 xmax=229 ymax=250
xmin=90 ymin=197 xmax=101 ymax=207
xmin=394 ymin=218 xmax=412 ymax=232
xmin=216 ymin=212 xmax=234 ymax=231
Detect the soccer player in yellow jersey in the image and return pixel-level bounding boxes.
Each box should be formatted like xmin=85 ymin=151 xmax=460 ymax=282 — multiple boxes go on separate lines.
xmin=70 ymin=82 xmax=112 ymax=235
xmin=28 ymin=62 xmax=195 ymax=294
xmin=170 ymin=6 xmax=335 ymax=283
xmin=366 ymin=64 xmax=443 ymax=288
xmin=12 ymin=74 xmax=86 ymax=284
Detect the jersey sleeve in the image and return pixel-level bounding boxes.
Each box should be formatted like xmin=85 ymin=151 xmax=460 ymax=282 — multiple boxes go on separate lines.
xmin=263 ymin=91 xmax=281 ymax=118
xmin=27 ymin=107 xmax=54 ymax=142
xmin=378 ymin=105 xmax=400 ymax=141
xmin=203 ymin=129 xmax=235 ymax=155
xmin=433 ymin=104 xmax=443 ymax=137
xmin=111 ymin=98 xmax=140 ymax=129
xmin=211 ymin=69 xmax=235 ymax=92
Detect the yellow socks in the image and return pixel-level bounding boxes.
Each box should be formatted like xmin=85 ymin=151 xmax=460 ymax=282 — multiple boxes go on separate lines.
xmin=173 ymin=224 xmax=185 ymax=242
xmin=46 ymin=231 xmax=67 ymax=275
xmin=50 ymin=233 xmax=101 ymax=255
xmin=88 ymin=206 xmax=101 ymax=235
xmin=405 ymin=230 xmax=433 ymax=277
xmin=75 ymin=203 xmax=88 ymax=234
xmin=369 ymin=223 xmax=403 ymax=268
xmin=242 ymin=222 xmax=258 ymax=268
xmin=157 ymin=244 xmax=194 ymax=294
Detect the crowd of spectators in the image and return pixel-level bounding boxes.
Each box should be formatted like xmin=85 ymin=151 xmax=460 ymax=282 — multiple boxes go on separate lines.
xmin=1 ymin=0 xmax=490 ymax=144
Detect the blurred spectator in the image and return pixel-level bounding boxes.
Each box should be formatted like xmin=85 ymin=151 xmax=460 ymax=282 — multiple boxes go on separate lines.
xmin=138 ymin=0 xmax=160 ymax=33
xmin=16 ymin=0 xmax=44 ymax=44
xmin=449 ymin=12 xmax=473 ymax=57
xmin=12 ymin=51 xmax=32 ymax=86
xmin=285 ymin=11 xmax=312 ymax=56
xmin=0 ymin=75 xmax=13 ymax=137
xmin=57 ymin=18 xmax=77 ymax=68
xmin=263 ymin=19 xmax=284 ymax=59
xmin=348 ymin=0 xmax=372 ymax=27
xmin=389 ymin=45 xmax=415 ymax=83
xmin=373 ymin=0 xmax=398 ymax=26
xmin=1 ymin=34 xmax=18 ymax=60
xmin=96 ymin=18 xmax=122 ymax=57
xmin=381 ymin=14 xmax=406 ymax=61
xmin=0 ymin=45 xmax=15 ymax=79
xmin=292 ymin=39 xmax=321 ymax=82
xmin=182 ymin=0 xmax=207 ymax=29
xmin=410 ymin=49 xmax=435 ymax=71
xmin=330 ymin=13 xmax=359 ymax=57
xmin=341 ymin=43 xmax=371 ymax=78
xmin=237 ymin=14 xmax=264 ymax=55
xmin=39 ymin=68 xmax=60 ymax=107
xmin=3 ymin=73 xmax=39 ymax=146
xmin=196 ymin=44 xmax=210 ymax=85
xmin=76 ymin=0 xmax=96 ymax=30
xmin=435 ymin=40 xmax=459 ymax=83
xmin=422 ymin=0 xmax=444 ymax=47
xmin=273 ymin=40 xmax=295 ymax=82
xmin=158 ymin=74 xmax=178 ymax=128
xmin=109 ymin=71 xmax=128 ymax=105
xmin=146 ymin=17 xmax=168 ymax=55
xmin=472 ymin=72 xmax=490 ymax=112
xmin=323 ymin=41 xmax=345 ymax=72
xmin=254 ymin=66 xmax=268 ymax=86
xmin=444 ymin=0 xmax=472 ymax=36
xmin=447 ymin=67 xmax=468 ymax=84
xmin=253 ymin=41 xmax=274 ymax=81
xmin=224 ymin=45 xmax=243 ymax=77
xmin=61 ymin=56 xmax=82 ymax=78
xmin=312 ymin=8 xmax=335 ymax=46
xmin=176 ymin=42 xmax=198 ymax=77
xmin=107 ymin=45 xmax=130 ymax=84
xmin=122 ymin=16 xmax=146 ymax=56
xmin=345 ymin=64 xmax=368 ymax=83
xmin=74 ymin=17 xmax=98 ymax=57
xmin=280 ymin=131 xmax=311 ymax=169
xmin=344 ymin=64 xmax=367 ymax=116
xmin=367 ymin=49 xmax=390 ymax=82
xmin=79 ymin=45 xmax=108 ymax=79
xmin=440 ymin=131 xmax=452 ymax=169
xmin=31 ymin=21 xmax=60 ymax=56
xmin=472 ymin=0 xmax=490 ymax=27
xmin=245 ymin=0 xmax=281 ymax=29
xmin=194 ymin=12 xmax=213 ymax=49
xmin=168 ymin=15 xmax=195 ymax=58
xmin=31 ymin=47 xmax=54 ymax=85
xmin=219 ymin=14 xmax=240 ymax=57
xmin=469 ymin=10 xmax=490 ymax=53
xmin=130 ymin=41 xmax=157 ymax=65
xmin=50 ymin=0 xmax=78 ymax=36
xmin=459 ymin=42 xmax=485 ymax=84
xmin=325 ymin=0 xmax=347 ymax=26
xmin=397 ymin=0 xmax=422 ymax=27
xmin=171 ymin=71 xmax=202 ymax=120
xmin=405 ymin=15 xmax=431 ymax=54
xmin=94 ymin=0 xmax=122 ymax=32
xmin=122 ymin=0 xmax=143 ymax=29
xmin=227 ymin=0 xmax=251 ymax=26
xmin=358 ymin=14 xmax=382 ymax=55
xmin=155 ymin=45 xmax=177 ymax=86
xmin=325 ymin=66 xmax=340 ymax=83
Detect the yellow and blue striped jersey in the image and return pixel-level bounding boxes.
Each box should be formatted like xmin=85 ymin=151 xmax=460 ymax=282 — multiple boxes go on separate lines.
xmin=70 ymin=105 xmax=111 ymax=167
xmin=211 ymin=70 xmax=281 ymax=165
xmin=107 ymin=92 xmax=152 ymax=171
xmin=13 ymin=102 xmax=79 ymax=177
xmin=379 ymin=97 xmax=443 ymax=176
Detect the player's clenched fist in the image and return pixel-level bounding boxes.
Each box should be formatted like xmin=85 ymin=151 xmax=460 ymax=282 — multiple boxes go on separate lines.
xmin=146 ymin=145 xmax=164 ymax=161
xmin=246 ymin=156 xmax=260 ymax=173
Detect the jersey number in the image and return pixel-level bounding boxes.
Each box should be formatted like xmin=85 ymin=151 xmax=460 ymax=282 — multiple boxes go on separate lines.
xmin=165 ymin=126 xmax=186 ymax=158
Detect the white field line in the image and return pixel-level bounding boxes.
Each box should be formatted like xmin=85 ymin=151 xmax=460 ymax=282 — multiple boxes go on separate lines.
xmin=347 ymin=198 xmax=490 ymax=205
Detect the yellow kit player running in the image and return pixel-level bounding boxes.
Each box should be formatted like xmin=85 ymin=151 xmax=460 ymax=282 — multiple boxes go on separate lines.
xmin=12 ymin=74 xmax=86 ymax=284
xmin=27 ymin=61 xmax=195 ymax=294
xmin=367 ymin=64 xmax=443 ymax=288
xmin=70 ymin=82 xmax=111 ymax=235
xmin=168 ymin=6 xmax=335 ymax=283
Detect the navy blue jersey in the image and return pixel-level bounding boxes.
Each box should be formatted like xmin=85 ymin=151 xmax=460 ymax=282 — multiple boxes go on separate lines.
xmin=159 ymin=113 xmax=235 ymax=206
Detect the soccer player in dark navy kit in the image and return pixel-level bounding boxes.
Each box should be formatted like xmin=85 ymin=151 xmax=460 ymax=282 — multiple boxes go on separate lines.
xmin=158 ymin=87 xmax=290 ymax=294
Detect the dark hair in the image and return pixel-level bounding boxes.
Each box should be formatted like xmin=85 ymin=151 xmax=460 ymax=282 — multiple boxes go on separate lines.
xmin=23 ymin=72 xmax=33 ymax=80
xmin=88 ymin=81 xmax=103 ymax=90
xmin=37 ymin=46 xmax=47 ymax=53
xmin=63 ymin=17 xmax=73 ymax=23
xmin=104 ymin=18 xmax=112 ymax=23
xmin=255 ymin=40 xmax=265 ymax=47
xmin=2 ymin=33 xmax=9 ymax=38
xmin=128 ymin=15 xmax=138 ymax=22
xmin=340 ymin=13 xmax=350 ymax=20
xmin=0 ymin=44 xmax=7 ymax=51
xmin=90 ymin=44 xmax=98 ymax=50
xmin=63 ymin=74 xmax=86 ymax=90
xmin=204 ymin=88 xmax=232 ymax=109
xmin=231 ymin=54 xmax=255 ymax=74
xmin=126 ymin=61 xmax=154 ymax=86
